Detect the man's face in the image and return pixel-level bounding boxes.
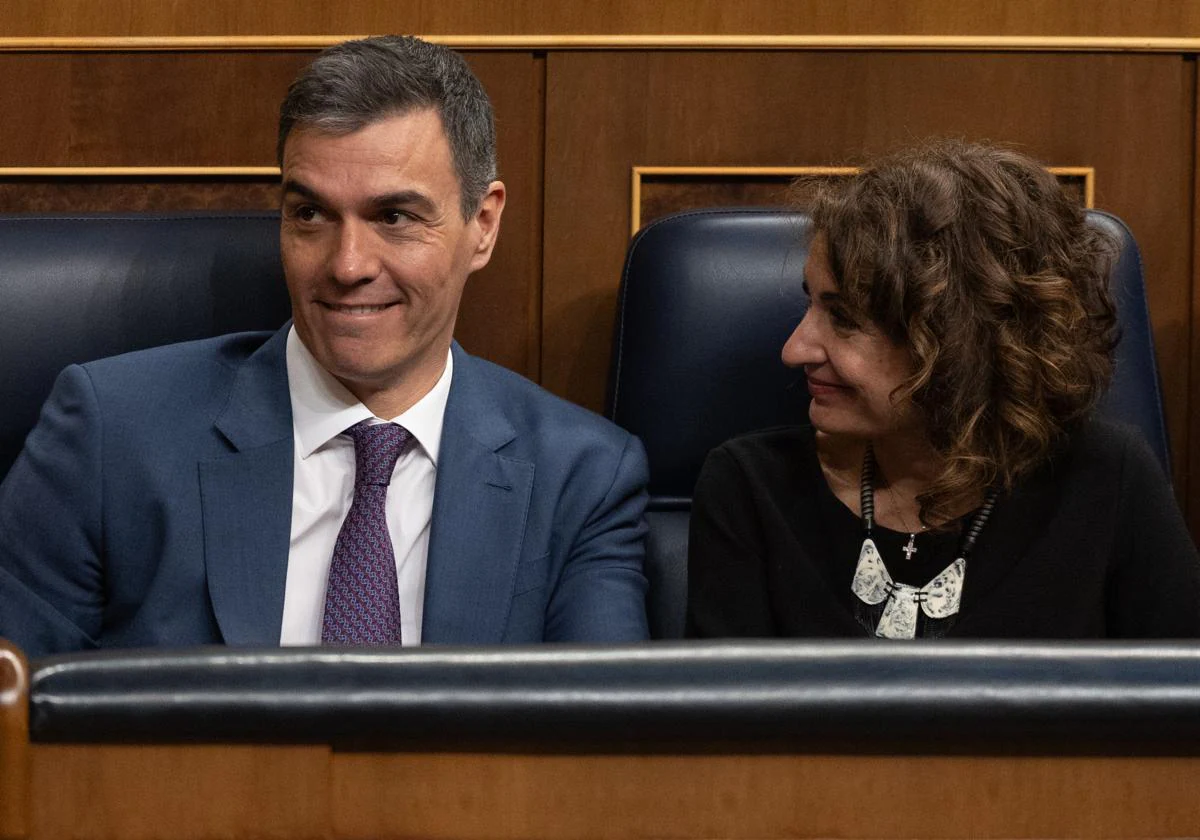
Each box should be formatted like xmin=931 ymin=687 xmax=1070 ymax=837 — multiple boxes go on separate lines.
xmin=280 ymin=108 xmax=504 ymax=417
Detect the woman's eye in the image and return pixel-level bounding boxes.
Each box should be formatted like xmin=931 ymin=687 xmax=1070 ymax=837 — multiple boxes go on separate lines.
xmin=830 ymin=308 xmax=859 ymax=331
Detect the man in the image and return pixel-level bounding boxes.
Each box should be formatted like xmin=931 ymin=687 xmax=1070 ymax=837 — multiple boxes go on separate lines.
xmin=0 ymin=36 xmax=650 ymax=655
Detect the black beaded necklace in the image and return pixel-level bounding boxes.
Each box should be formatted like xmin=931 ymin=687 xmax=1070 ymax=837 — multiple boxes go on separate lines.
xmin=852 ymin=444 xmax=998 ymax=638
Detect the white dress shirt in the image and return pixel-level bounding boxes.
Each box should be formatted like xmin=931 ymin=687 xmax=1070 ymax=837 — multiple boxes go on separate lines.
xmin=279 ymin=326 xmax=452 ymax=646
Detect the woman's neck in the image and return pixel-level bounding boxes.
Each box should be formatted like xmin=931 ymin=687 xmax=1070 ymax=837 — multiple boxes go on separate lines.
xmin=870 ymin=433 xmax=943 ymax=493
xmin=816 ymin=429 xmax=944 ymax=533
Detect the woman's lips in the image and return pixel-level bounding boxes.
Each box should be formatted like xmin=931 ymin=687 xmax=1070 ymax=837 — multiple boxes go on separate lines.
xmin=806 ymin=376 xmax=849 ymax=398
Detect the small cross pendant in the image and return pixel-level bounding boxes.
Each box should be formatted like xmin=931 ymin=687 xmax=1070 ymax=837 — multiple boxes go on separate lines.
xmin=902 ymin=533 xmax=918 ymax=561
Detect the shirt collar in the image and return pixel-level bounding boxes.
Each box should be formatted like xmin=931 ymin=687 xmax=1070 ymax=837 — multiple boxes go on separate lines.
xmin=285 ymin=325 xmax=452 ymax=464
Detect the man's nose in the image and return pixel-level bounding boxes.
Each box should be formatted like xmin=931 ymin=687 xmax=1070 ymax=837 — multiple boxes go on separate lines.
xmin=330 ymin=221 xmax=382 ymax=284
xmin=781 ymin=307 xmax=824 ymax=368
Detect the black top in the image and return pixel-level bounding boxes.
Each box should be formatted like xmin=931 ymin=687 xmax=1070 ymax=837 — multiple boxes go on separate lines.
xmin=687 ymin=420 xmax=1200 ymax=638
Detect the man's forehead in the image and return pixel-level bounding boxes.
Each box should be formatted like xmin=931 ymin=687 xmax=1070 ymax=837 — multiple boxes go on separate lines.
xmin=284 ymin=106 xmax=444 ymax=151
xmin=282 ymin=110 xmax=452 ymax=177
xmin=279 ymin=110 xmax=459 ymax=211
xmin=283 ymin=109 xmax=451 ymax=162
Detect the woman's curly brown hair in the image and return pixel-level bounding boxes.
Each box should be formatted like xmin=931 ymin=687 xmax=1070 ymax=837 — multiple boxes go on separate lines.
xmin=806 ymin=139 xmax=1120 ymax=525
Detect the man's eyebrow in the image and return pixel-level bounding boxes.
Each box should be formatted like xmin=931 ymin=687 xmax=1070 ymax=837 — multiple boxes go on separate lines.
xmin=368 ymin=190 xmax=437 ymax=216
xmin=281 ymin=181 xmax=437 ymax=217
xmin=281 ymin=179 xmax=322 ymax=203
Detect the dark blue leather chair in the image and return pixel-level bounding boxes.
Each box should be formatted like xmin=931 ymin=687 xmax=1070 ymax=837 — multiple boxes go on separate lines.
xmin=0 ymin=212 xmax=289 ymax=482
xmin=608 ymin=208 xmax=1169 ymax=639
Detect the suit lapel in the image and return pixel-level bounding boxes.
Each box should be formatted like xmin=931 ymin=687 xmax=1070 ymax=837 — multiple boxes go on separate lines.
xmin=199 ymin=327 xmax=295 ymax=645
xmin=423 ymin=344 xmax=534 ymax=643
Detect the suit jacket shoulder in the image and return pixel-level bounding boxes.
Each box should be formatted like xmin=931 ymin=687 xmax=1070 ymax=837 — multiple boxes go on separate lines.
xmin=0 ymin=327 xmax=294 ymax=655
xmin=77 ymin=330 xmax=283 ymax=440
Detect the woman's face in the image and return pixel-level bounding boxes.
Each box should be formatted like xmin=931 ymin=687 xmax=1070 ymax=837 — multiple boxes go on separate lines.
xmin=782 ymin=233 xmax=920 ymax=441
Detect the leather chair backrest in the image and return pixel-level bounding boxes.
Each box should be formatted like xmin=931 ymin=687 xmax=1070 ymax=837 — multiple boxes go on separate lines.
xmin=608 ymin=208 xmax=1169 ymax=639
xmin=0 ymin=209 xmax=1169 ymax=641
xmin=0 ymin=212 xmax=290 ymax=481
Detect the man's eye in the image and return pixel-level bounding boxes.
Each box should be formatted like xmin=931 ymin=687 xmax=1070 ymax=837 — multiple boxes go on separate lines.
xmin=381 ymin=209 xmax=408 ymax=225
xmin=294 ymin=206 xmax=321 ymax=223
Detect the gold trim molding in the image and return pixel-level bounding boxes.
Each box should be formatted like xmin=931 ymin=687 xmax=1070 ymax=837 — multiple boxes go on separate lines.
xmin=631 ymin=166 xmax=853 ymax=236
xmin=631 ymin=165 xmax=1095 ymax=235
xmin=1050 ymin=166 xmax=1096 ymax=207
xmin=2 ymin=34 xmax=1200 ymax=53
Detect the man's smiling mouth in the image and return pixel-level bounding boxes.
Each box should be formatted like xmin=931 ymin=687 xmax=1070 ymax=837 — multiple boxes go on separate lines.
xmin=321 ymin=302 xmax=397 ymax=314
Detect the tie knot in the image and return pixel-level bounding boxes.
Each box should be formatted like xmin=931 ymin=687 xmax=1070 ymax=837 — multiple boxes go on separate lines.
xmin=347 ymin=421 xmax=411 ymax=486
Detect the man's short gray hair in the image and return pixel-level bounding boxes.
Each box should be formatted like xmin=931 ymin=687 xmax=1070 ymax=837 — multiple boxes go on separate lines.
xmin=278 ymin=35 xmax=497 ymax=218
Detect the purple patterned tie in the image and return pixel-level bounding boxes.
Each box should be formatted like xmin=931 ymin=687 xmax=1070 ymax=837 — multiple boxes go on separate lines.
xmin=321 ymin=421 xmax=411 ymax=646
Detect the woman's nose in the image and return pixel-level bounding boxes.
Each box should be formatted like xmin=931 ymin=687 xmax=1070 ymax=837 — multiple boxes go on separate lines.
xmin=781 ymin=308 xmax=825 ymax=368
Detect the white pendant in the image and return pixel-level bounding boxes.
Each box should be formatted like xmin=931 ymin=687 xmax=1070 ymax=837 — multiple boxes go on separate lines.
xmin=850 ymin=539 xmax=891 ymax=605
xmin=876 ymin=587 xmax=919 ymax=639
xmin=851 ymin=538 xmax=967 ymax=639
xmin=921 ymin=558 xmax=966 ymax=619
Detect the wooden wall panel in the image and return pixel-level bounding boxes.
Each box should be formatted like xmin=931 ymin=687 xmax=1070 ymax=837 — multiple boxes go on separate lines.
xmin=460 ymin=52 xmax=544 ymax=378
xmin=332 ymin=752 xmax=1200 ymax=839
xmin=0 ymin=642 xmax=29 ymax=840
xmin=0 ymin=51 xmax=544 ymax=379
xmin=4 ymin=0 xmax=1200 ymax=38
xmin=543 ymin=51 xmax=1194 ymax=493
xmin=0 ymin=53 xmax=305 ymax=166
xmin=633 ymin=168 xmax=1090 ymax=232
xmin=1190 ymin=80 xmax=1200 ymax=540
xmin=0 ymin=178 xmax=281 ymax=212
xmin=31 ymin=744 xmax=331 ymax=839
xmin=21 ymin=745 xmax=1200 ymax=839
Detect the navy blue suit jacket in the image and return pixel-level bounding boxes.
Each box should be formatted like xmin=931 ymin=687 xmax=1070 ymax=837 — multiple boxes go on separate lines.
xmin=0 ymin=328 xmax=650 ymax=655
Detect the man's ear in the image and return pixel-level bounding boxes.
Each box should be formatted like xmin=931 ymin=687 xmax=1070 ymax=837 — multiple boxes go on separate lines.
xmin=468 ymin=180 xmax=506 ymax=273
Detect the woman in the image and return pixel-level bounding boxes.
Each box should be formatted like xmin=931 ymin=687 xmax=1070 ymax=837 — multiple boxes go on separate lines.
xmin=687 ymin=139 xmax=1200 ymax=639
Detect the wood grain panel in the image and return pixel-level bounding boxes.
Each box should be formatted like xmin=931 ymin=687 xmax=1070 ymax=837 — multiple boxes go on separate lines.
xmin=1191 ymin=65 xmax=1200 ymax=540
xmin=11 ymin=742 xmax=1200 ymax=838
xmin=0 ymin=177 xmax=280 ymax=211
xmin=0 ymin=642 xmax=29 ymax=840
xmin=30 ymin=744 xmax=329 ymax=839
xmin=0 ymin=52 xmax=306 ymax=165
xmin=634 ymin=168 xmax=1090 ymax=231
xmin=456 ymin=52 xmax=544 ymax=377
xmin=4 ymin=0 xmax=1200 ymax=38
xmin=0 ymin=51 xmax=543 ymax=378
xmin=332 ymin=751 xmax=1200 ymax=838
xmin=543 ymin=51 xmax=1194 ymax=496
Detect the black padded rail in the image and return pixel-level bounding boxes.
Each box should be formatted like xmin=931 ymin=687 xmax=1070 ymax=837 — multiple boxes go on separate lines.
xmin=29 ymin=641 xmax=1200 ymax=754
